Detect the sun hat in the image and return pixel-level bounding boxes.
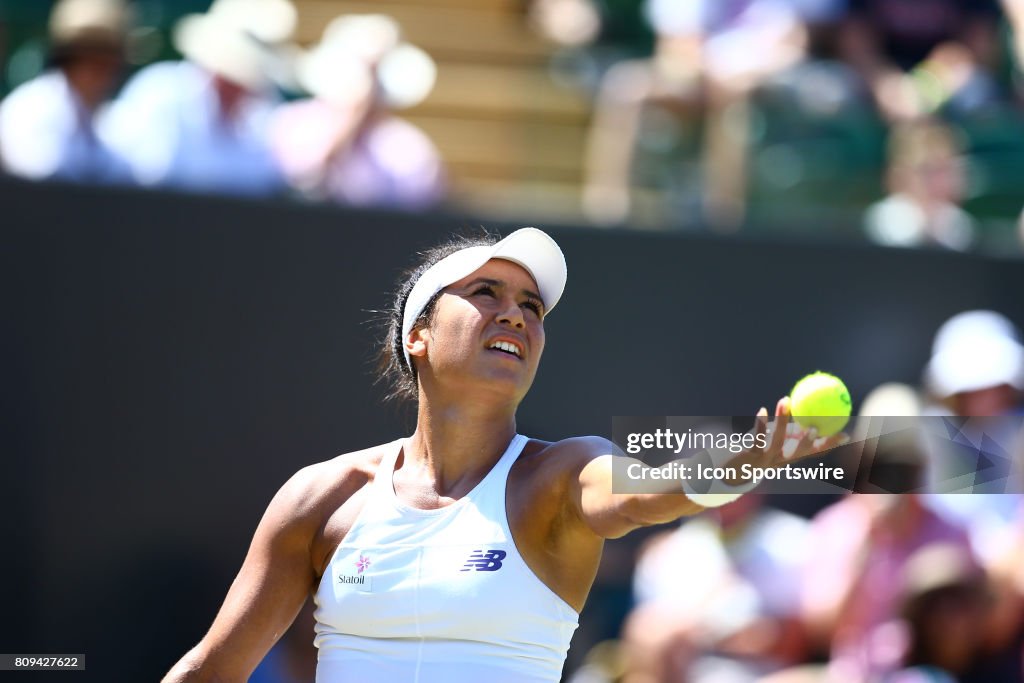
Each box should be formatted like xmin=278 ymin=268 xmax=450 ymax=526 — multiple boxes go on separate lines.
xmin=173 ymin=0 xmax=298 ymax=92
xmin=298 ymin=14 xmax=437 ymax=109
xmin=925 ymin=310 xmax=1024 ymax=397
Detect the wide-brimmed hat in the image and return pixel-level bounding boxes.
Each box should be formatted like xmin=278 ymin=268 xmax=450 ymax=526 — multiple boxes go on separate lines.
xmin=206 ymin=0 xmax=297 ymax=45
xmin=49 ymin=0 xmax=131 ymax=53
xmin=298 ymin=14 xmax=437 ymax=109
xmin=925 ymin=310 xmax=1024 ymax=398
xmin=173 ymin=0 xmax=298 ymax=92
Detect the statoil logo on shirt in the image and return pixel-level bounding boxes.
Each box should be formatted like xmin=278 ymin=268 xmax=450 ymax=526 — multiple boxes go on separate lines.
xmin=338 ymin=554 xmax=373 ymax=591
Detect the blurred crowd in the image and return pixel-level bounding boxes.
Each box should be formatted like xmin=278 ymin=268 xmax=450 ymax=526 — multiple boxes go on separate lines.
xmin=567 ymin=308 xmax=1024 ymax=683
xmin=4 ymin=0 xmax=1024 ymax=250
xmin=0 ymin=0 xmax=445 ymax=210
xmin=540 ymin=0 xmax=1024 ymax=249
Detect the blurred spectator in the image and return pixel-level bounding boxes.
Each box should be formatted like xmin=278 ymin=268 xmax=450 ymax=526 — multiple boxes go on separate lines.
xmin=837 ymin=0 xmax=1003 ymax=122
xmin=916 ymin=311 xmax=1024 ymax=683
xmin=566 ymin=639 xmax=627 ymax=683
xmin=269 ymin=15 xmax=445 ymax=210
xmin=924 ymin=310 xmax=1024 ymax=419
xmin=582 ymin=0 xmax=812 ymax=230
xmin=802 ymin=491 xmax=974 ymax=682
xmin=630 ymin=493 xmax=810 ymax=682
xmin=98 ymin=0 xmax=289 ymax=197
xmin=886 ymin=544 xmax=995 ymax=683
xmin=863 ymin=121 xmax=975 ymax=251
xmin=920 ymin=310 xmax=1024 ymax=557
xmin=994 ymin=503 xmax=1024 ymax=672
xmin=840 ymin=388 xmax=923 ymax=504
xmin=0 ymin=0 xmax=132 ymax=184
xmin=620 ymin=601 xmax=697 ymax=683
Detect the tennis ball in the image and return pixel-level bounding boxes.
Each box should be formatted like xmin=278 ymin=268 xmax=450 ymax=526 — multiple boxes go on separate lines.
xmin=789 ymin=372 xmax=852 ymax=437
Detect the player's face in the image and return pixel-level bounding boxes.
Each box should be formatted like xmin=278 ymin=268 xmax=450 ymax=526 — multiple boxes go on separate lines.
xmin=418 ymin=259 xmax=546 ymax=402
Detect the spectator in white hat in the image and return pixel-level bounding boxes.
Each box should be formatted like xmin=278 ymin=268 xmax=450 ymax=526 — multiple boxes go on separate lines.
xmin=269 ymin=14 xmax=446 ymax=210
xmin=922 ymin=311 xmax=1024 ymax=587
xmin=0 ymin=0 xmax=133 ymax=184
xmin=925 ymin=310 xmax=1024 ymax=416
xmin=98 ymin=0 xmax=292 ymax=197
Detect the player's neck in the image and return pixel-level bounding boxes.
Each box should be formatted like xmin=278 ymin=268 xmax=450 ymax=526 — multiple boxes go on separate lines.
xmin=404 ymin=400 xmax=517 ymax=496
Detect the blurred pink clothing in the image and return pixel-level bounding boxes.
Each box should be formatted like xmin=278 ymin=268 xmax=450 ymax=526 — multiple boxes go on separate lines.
xmin=270 ymin=100 xmax=445 ymax=210
xmin=803 ymin=496 xmax=973 ymax=682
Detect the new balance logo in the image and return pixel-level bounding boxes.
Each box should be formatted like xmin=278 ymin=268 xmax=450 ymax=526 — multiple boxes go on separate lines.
xmin=461 ymin=549 xmax=506 ymax=572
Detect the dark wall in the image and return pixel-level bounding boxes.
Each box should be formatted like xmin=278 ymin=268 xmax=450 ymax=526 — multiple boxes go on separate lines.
xmin=4 ymin=179 xmax=1023 ymax=680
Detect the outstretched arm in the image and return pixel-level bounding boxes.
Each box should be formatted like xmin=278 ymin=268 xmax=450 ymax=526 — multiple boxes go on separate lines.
xmin=162 ymin=467 xmax=324 ymax=682
xmin=569 ymin=398 xmax=847 ymax=539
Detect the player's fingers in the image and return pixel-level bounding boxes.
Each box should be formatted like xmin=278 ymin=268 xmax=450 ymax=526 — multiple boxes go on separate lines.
xmin=769 ymin=397 xmax=791 ymax=453
xmin=753 ymin=407 xmax=769 ymax=441
xmin=776 ymin=396 xmax=791 ymax=419
xmin=785 ymin=426 xmax=818 ymax=461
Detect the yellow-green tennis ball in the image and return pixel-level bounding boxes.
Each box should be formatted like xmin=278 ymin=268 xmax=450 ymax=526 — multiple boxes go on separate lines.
xmin=790 ymin=372 xmax=852 ymax=437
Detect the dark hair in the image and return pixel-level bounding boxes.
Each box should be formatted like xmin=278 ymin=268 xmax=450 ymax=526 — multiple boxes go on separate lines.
xmin=902 ymin=579 xmax=989 ymax=669
xmin=377 ymin=232 xmax=501 ymax=402
xmin=48 ymin=29 xmax=126 ymax=69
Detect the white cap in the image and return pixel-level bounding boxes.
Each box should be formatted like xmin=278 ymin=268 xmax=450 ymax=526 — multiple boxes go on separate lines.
xmin=401 ymin=228 xmax=567 ymax=369
xmin=925 ymin=310 xmax=1024 ymax=397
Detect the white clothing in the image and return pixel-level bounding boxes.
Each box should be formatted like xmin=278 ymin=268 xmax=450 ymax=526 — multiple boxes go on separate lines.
xmin=314 ymin=435 xmax=579 ymax=682
xmin=0 ymin=70 xmax=131 ymax=183
xmin=644 ymin=0 xmax=803 ymax=79
xmin=864 ymin=194 xmax=974 ymax=251
xmin=99 ymin=61 xmax=284 ymax=197
xmin=634 ymin=509 xmax=810 ymax=620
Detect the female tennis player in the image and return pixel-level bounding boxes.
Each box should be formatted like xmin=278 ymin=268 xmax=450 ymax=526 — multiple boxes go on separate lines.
xmin=162 ymin=228 xmax=845 ymax=682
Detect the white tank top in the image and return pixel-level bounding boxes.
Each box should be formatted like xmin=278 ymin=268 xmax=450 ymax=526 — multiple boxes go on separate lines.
xmin=313 ymin=434 xmax=580 ymax=682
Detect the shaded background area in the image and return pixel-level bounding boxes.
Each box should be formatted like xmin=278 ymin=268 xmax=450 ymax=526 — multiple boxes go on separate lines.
xmin=3 ymin=178 xmax=1024 ymax=680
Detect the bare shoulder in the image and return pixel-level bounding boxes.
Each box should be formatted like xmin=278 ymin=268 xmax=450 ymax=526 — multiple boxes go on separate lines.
xmin=270 ymin=442 xmax=392 ymax=527
xmin=510 ymin=436 xmax=624 ymax=503
xmin=516 ymin=435 xmax=623 ymax=476
xmin=549 ymin=435 xmax=623 ymax=457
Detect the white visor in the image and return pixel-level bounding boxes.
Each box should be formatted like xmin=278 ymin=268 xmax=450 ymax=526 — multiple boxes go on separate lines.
xmin=401 ymin=228 xmax=567 ymax=369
